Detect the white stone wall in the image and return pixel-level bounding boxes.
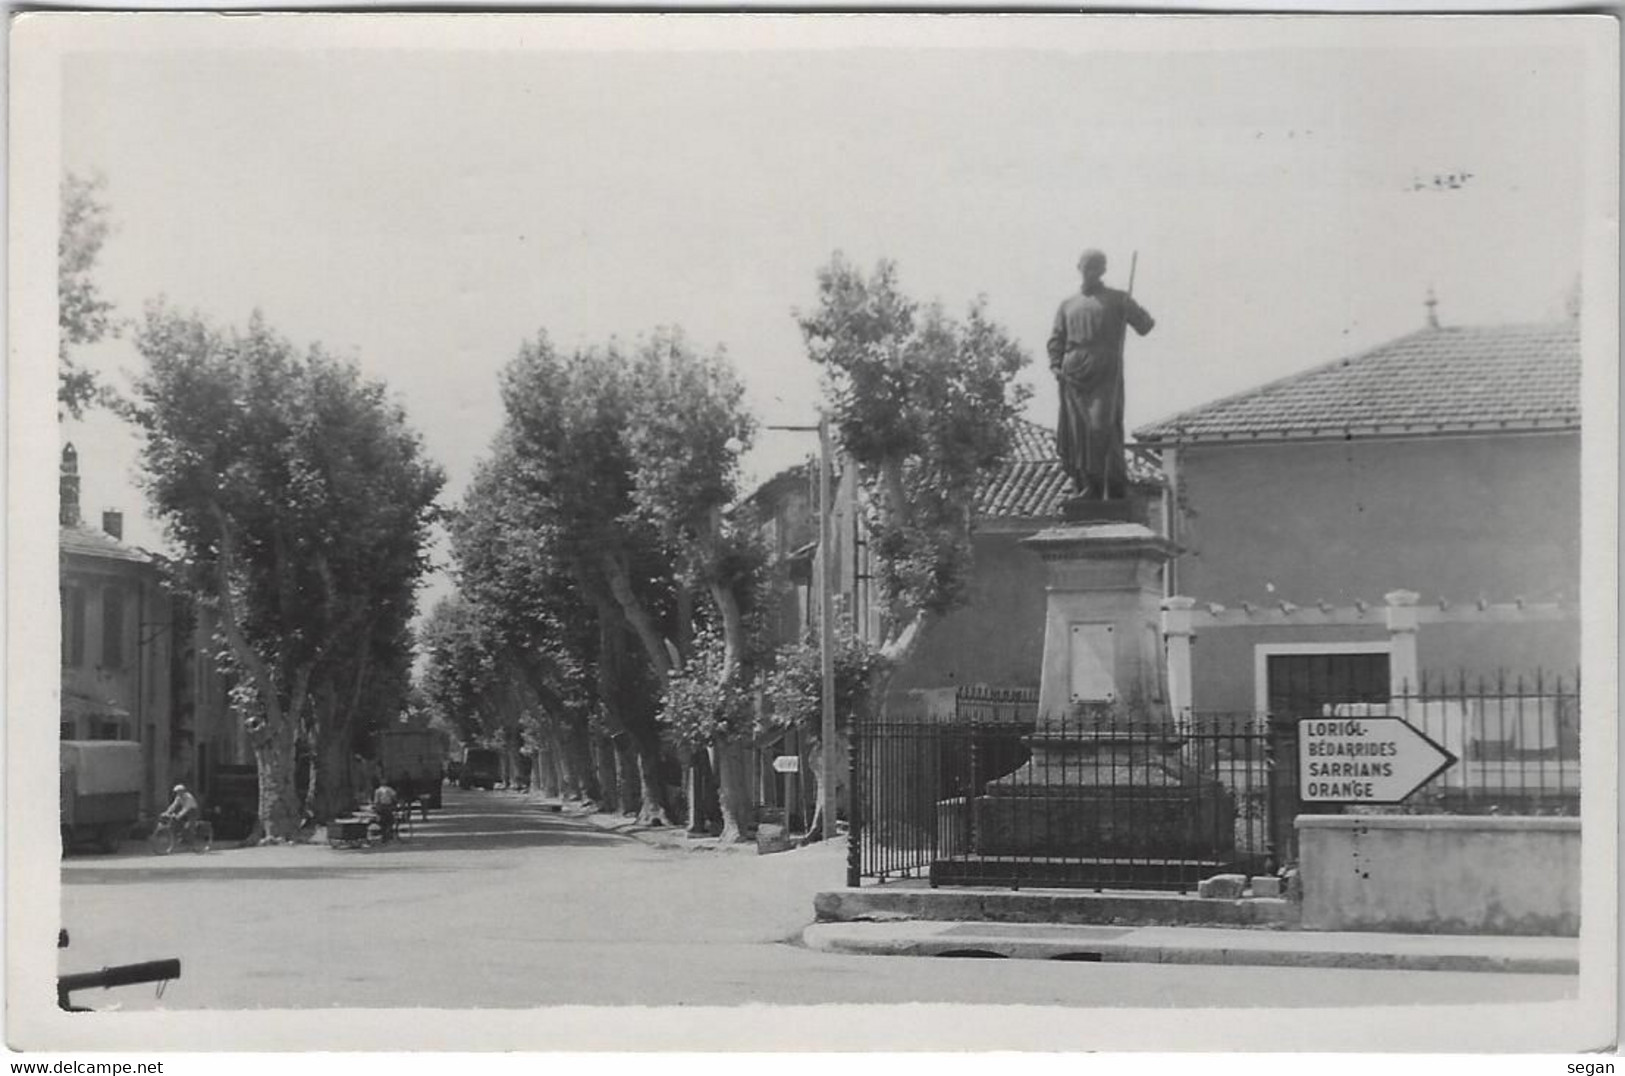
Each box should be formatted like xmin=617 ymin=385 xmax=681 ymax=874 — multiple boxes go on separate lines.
xmin=1296 ymin=814 xmax=1580 ymax=936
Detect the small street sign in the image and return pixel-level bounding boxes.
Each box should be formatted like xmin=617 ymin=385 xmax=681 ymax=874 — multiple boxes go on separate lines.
xmin=1298 ymin=715 xmax=1457 ymax=805
xmin=771 ymin=755 xmax=800 ymax=774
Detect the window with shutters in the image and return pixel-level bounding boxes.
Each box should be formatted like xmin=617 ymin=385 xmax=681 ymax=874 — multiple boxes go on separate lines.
xmin=102 ymin=586 xmax=126 ymax=670
xmin=61 ymin=587 xmax=86 ymax=667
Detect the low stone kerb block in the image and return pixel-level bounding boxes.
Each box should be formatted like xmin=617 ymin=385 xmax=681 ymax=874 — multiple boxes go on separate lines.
xmin=1250 ymin=876 xmax=1282 ymax=898
xmin=1197 ymin=873 xmax=1247 ymax=900
xmin=756 ymin=824 xmax=789 ymax=855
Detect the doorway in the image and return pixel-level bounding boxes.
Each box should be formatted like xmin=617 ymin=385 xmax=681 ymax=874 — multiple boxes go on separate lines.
xmin=1257 ymin=645 xmax=1391 ymax=869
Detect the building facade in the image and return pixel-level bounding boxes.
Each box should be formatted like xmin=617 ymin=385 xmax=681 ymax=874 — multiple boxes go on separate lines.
xmin=827 ymin=316 xmax=1581 ymax=722
xmin=1136 ymin=318 xmax=1581 ymax=714
xmin=58 ymin=444 xmax=177 ymax=814
xmin=59 ymin=445 xmax=245 ymax=818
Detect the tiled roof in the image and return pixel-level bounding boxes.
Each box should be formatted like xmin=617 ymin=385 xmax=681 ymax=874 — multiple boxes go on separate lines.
xmin=741 ymin=460 xmax=816 ymax=508
xmin=60 ymin=524 xmax=152 ymax=564
xmin=976 ymin=420 xmax=1162 ymax=520
xmin=1134 ymin=322 xmax=1581 ymax=444
xmin=742 ymin=420 xmax=1161 ymax=523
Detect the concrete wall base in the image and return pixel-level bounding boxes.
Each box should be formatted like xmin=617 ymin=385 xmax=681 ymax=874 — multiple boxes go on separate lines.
xmin=1296 ymin=814 xmax=1580 ymax=936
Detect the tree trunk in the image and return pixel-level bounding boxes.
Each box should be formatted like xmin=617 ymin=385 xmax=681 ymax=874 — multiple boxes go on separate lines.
xmin=874 ymin=610 xmax=929 ymax=717
xmin=713 ymin=739 xmax=756 ymax=844
xmin=306 ymin=719 xmax=355 ymax=824
xmin=208 ymin=512 xmax=306 ymax=842
xmin=802 ymin=727 xmax=851 ymax=838
xmin=633 ymin=734 xmax=674 ymax=826
xmin=600 ymin=550 xmax=673 ymax=684
xmin=592 ymin=732 xmax=619 ymax=813
xmin=504 ymin=725 xmax=526 ymax=791
xmin=303 ymin=682 xmax=357 ymax=825
xmin=613 ymin=736 xmax=641 ymax=815
xmin=534 ymin=729 xmax=563 ymax=799
xmin=251 ymin=713 xmax=302 ymax=841
xmin=562 ymin=713 xmax=598 ymax=802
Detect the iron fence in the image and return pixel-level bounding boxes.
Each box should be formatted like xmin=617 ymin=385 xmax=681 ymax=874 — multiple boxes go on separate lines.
xmin=952 ymin=685 xmax=1040 ymax=725
xmin=1264 ymin=669 xmax=1579 ymax=865
xmin=848 ymin=714 xmax=1275 ymax=892
xmin=846 ymin=672 xmax=1581 ymax=891
xmin=1334 ymin=673 xmax=1580 ymax=816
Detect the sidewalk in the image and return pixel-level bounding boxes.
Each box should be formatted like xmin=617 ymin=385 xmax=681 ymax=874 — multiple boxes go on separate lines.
xmin=565 ymin=799 xmax=1578 ymax=976
xmin=557 ymin=796 xmax=773 ymax=854
xmin=801 ymin=917 xmax=1579 ymax=974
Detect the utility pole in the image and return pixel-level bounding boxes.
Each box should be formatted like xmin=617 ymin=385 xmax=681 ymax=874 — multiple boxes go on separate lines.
xmin=767 ymin=417 xmax=840 ymax=841
xmin=817 ymin=416 xmax=837 ymax=841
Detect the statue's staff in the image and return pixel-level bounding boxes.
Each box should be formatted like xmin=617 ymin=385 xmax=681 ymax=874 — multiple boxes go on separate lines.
xmin=1116 ymin=251 xmax=1141 ymax=502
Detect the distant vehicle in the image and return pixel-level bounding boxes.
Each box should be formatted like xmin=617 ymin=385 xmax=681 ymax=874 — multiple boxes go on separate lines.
xmin=459 ymin=747 xmax=501 ymax=791
xmin=379 ymin=728 xmax=445 ymax=810
xmin=60 ymin=741 xmax=143 ymax=853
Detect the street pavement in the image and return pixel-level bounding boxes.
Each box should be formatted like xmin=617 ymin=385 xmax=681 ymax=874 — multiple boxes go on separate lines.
xmin=57 ymin=787 xmax=1579 ymax=1011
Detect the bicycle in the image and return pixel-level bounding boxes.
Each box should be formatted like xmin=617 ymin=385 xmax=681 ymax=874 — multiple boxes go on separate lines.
xmin=148 ymin=815 xmax=213 ymax=855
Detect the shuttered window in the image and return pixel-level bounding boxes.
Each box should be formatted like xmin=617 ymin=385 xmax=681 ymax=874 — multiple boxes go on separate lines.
xmin=102 ymin=586 xmax=125 ymax=670
xmin=61 ymin=587 xmax=86 ymax=667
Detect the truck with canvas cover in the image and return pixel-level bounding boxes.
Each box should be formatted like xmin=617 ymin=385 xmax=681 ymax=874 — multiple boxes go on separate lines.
xmin=379 ymin=728 xmax=444 ymax=810
xmin=60 ymin=741 xmax=143 ymax=853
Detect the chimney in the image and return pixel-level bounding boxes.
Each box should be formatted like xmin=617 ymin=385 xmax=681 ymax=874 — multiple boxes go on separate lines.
xmin=1424 ymin=286 xmax=1440 ymax=329
xmin=59 ymin=444 xmax=81 ymax=528
xmin=102 ymin=510 xmax=124 ymax=541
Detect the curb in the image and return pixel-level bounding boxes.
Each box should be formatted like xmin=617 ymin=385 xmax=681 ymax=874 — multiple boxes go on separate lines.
xmin=815 ymin=886 xmax=1300 ymax=930
xmin=572 ymin=805 xmax=749 ymax=854
xmin=800 ymin=921 xmax=1580 ymax=975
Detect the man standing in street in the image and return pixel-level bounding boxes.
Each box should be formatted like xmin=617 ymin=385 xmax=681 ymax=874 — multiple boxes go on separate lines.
xmin=1048 ymin=249 xmax=1156 ymax=500
xmin=371 ymin=779 xmax=400 ymax=842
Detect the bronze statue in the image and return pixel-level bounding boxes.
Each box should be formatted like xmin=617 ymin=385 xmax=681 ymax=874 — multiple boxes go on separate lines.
xmin=1047 ymin=249 xmax=1155 ymax=500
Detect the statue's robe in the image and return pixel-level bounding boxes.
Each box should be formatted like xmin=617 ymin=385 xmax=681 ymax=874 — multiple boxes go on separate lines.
xmin=1047 ymin=284 xmax=1155 ymax=499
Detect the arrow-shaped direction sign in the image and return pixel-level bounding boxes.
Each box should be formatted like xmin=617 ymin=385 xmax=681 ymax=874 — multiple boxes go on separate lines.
xmin=1298 ymin=716 xmax=1457 ymax=805
xmin=771 ymin=755 xmax=801 ymax=774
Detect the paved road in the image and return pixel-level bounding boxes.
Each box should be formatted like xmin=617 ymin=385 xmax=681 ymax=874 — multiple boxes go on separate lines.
xmin=58 ymin=788 xmax=1578 ymax=1012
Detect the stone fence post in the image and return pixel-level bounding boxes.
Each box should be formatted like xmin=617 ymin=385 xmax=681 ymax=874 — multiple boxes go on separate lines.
xmin=1385 ymin=589 xmax=1421 ymax=698
xmin=1161 ymin=596 xmax=1198 ymax=732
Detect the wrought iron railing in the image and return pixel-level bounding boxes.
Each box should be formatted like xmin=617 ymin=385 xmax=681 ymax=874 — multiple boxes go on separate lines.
xmin=848 ymin=715 xmax=1274 ymax=892
xmin=847 ymin=672 xmax=1581 ymax=890
xmin=1343 ymin=673 xmax=1580 ymax=816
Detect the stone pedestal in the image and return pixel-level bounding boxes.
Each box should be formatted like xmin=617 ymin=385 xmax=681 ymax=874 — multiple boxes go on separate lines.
xmin=972 ymin=721 xmax=1235 ymax=859
xmin=952 ymin=511 xmax=1237 ymax=878
xmin=1025 ymin=519 xmax=1175 ymax=721
xmin=1059 ymin=495 xmax=1151 ymax=526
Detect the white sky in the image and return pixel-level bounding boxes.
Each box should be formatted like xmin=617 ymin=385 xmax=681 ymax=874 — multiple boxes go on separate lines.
xmin=54 ymin=18 xmax=1592 ymax=597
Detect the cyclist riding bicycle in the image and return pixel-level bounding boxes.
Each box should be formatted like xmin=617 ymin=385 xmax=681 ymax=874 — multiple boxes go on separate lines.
xmin=161 ymin=784 xmax=200 ymax=832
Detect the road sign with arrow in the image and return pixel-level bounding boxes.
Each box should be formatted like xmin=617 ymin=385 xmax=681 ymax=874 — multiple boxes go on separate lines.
xmin=1298 ymin=715 xmax=1457 ymax=805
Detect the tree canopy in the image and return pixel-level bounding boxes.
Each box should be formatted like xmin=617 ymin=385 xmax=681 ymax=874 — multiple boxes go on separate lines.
xmin=59 ymin=173 xmax=119 ymax=417
xmin=441 ymin=327 xmax=768 ymax=833
xmin=125 ymin=306 xmax=444 ymax=837
xmin=797 ymin=253 xmax=1031 ymax=662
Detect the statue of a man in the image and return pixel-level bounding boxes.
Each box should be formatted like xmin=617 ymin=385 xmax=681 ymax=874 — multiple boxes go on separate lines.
xmin=1047 ymin=249 xmax=1155 ymax=500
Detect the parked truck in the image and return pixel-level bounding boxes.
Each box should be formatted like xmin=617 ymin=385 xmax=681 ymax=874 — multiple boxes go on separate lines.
xmin=459 ymin=747 xmax=502 ymax=791
xmin=60 ymin=741 xmax=143 ymax=854
xmin=378 ymin=728 xmax=444 ymax=810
